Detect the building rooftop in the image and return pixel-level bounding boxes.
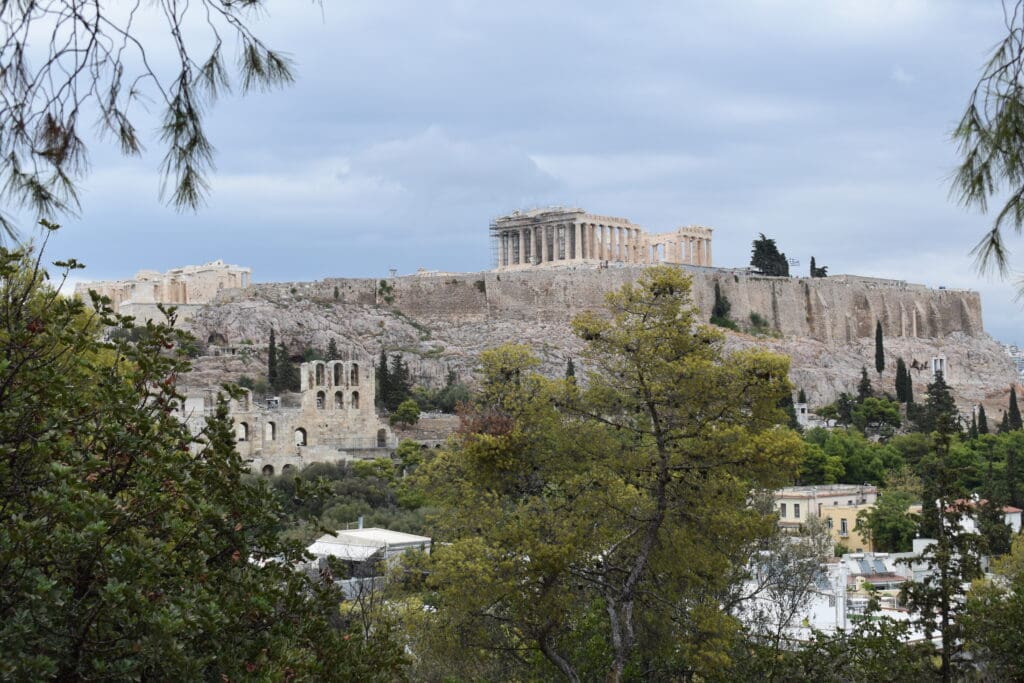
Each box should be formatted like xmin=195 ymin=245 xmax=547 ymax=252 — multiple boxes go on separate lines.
xmin=776 ymin=484 xmax=878 ymax=497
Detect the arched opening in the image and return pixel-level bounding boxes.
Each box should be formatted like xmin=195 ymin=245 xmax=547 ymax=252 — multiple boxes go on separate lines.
xmin=350 ymin=363 xmax=359 ymax=385
xmin=235 ymin=421 xmax=249 ymax=442
xmin=351 ymin=391 xmax=359 ymax=410
xmin=377 ymin=429 xmax=387 ymax=448
xmin=282 ymin=464 xmax=295 ymax=474
xmin=294 ymin=428 xmax=307 ymax=447
xmin=207 ymin=332 xmax=228 ymax=346
xmin=334 ymin=391 xmax=344 ymax=409
xmin=261 ymin=464 xmax=274 ymax=476
xmin=264 ymin=421 xmax=276 ymax=441
xmin=316 ymin=390 xmax=326 ymax=409
xmin=333 ymin=363 xmax=342 ymax=386
xmin=315 ymin=363 xmax=325 ymax=386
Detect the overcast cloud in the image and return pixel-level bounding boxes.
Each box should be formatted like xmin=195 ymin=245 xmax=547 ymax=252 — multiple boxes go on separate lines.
xmin=26 ymin=1 xmax=1024 ymax=344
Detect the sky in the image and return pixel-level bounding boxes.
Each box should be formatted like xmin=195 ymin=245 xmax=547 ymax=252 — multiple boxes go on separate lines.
xmin=21 ymin=0 xmax=1024 ymax=344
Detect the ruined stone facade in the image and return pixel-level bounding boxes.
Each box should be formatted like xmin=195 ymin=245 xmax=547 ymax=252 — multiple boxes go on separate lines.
xmin=76 ymin=259 xmax=251 ymax=320
xmin=179 ymin=359 xmax=394 ymax=475
xmin=491 ymin=207 xmax=712 ymax=270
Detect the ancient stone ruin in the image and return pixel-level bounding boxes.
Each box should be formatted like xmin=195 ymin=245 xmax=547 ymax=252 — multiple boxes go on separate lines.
xmin=491 ymin=207 xmax=712 ymax=269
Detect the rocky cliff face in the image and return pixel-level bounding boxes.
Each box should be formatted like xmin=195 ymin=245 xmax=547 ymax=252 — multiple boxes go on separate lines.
xmin=184 ymin=265 xmax=1015 ymax=411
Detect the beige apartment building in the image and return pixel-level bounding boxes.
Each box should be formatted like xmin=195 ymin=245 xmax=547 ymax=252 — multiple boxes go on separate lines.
xmin=774 ymin=484 xmax=879 ymax=552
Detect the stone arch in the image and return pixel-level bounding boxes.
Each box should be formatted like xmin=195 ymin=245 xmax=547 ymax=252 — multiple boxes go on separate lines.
xmin=282 ymin=464 xmax=295 ymax=474
xmin=261 ymin=464 xmax=274 ymax=476
xmin=333 ymin=363 xmax=342 ymax=386
xmin=334 ymin=390 xmax=344 ymax=409
xmin=351 ymin=391 xmax=359 ymax=409
xmin=207 ymin=332 xmax=228 ymax=346
xmin=377 ymin=429 xmax=387 ymax=448
xmin=294 ymin=428 xmax=307 ymax=446
xmin=316 ymin=390 xmax=326 ymax=409
xmin=235 ymin=421 xmax=249 ymax=442
xmin=350 ymin=363 xmax=359 ymax=385
xmin=315 ymin=362 xmax=325 ymax=386
xmin=264 ymin=421 xmax=276 ymax=441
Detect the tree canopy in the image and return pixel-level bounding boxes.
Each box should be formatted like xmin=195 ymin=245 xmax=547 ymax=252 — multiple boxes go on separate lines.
xmin=750 ymin=233 xmax=790 ymax=276
xmin=415 ymin=266 xmax=802 ymax=681
xmin=0 ymin=1 xmax=295 ymax=233
xmin=0 ymin=229 xmax=402 ymax=679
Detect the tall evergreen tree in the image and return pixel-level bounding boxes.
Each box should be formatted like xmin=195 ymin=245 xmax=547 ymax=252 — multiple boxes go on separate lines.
xmin=905 ymin=369 xmax=914 ymax=405
xmin=274 ymin=342 xmax=299 ymax=392
xmin=565 ymin=357 xmax=576 ymax=379
xmin=895 ymin=357 xmax=908 ymax=402
xmin=917 ymin=371 xmax=959 ymax=435
xmin=327 ymin=337 xmax=339 ymax=360
xmin=857 ymin=366 xmax=873 ymax=401
xmin=978 ymin=404 xmax=989 ymax=434
xmin=750 ymin=233 xmax=790 ymax=276
xmin=375 ymin=348 xmax=390 ymax=408
xmin=798 ymin=388 xmax=807 ymax=404
xmin=1000 ymin=410 xmax=1010 ymax=433
xmin=874 ymin=321 xmax=885 ymax=375
xmin=267 ymin=328 xmax=277 ymax=389
xmin=809 ymin=256 xmax=816 ymax=278
xmin=1010 ymin=386 xmax=1022 ymax=430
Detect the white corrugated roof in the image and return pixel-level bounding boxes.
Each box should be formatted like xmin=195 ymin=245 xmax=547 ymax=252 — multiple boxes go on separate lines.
xmin=306 ymin=528 xmax=431 ymax=562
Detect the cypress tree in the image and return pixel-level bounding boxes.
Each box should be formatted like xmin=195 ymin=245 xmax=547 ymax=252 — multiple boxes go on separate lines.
xmin=1001 ymin=410 xmax=1010 ymax=433
xmin=565 ymin=357 xmax=576 ymax=379
xmin=895 ymin=357 xmax=908 ymax=402
xmin=969 ymin=414 xmax=978 ymax=439
xmin=857 ymin=366 xmax=873 ymax=401
xmin=375 ymin=348 xmax=389 ymax=407
xmin=275 ymin=342 xmax=298 ymax=392
xmin=978 ymin=404 xmax=989 ymax=434
xmin=918 ymin=371 xmax=959 ymax=435
xmin=810 ymin=256 xmax=816 ymax=278
xmin=327 ymin=337 xmax=339 ymax=360
xmin=905 ymin=370 xmax=914 ymax=405
xmin=797 ymin=388 xmax=807 ymax=404
xmin=267 ymin=328 xmax=277 ymax=390
xmin=711 ymin=281 xmax=731 ymax=321
xmin=874 ymin=321 xmax=885 ymax=375
xmin=1010 ymin=386 xmax=1022 ymax=430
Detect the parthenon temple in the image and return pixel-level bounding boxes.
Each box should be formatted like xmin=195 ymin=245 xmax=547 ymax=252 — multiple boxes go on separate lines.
xmin=490 ymin=207 xmax=713 ymax=270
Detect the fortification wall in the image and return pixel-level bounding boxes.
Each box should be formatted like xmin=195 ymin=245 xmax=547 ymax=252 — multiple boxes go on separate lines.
xmin=237 ymin=266 xmax=981 ymax=345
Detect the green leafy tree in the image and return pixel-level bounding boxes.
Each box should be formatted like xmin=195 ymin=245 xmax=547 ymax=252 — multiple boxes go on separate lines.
xmin=964 ymin=534 xmax=1024 ymax=678
xmin=851 ymin=397 xmax=901 ymax=439
xmin=0 ymin=234 xmax=403 ymax=679
xmin=389 ymin=398 xmax=421 ymax=427
xmin=1010 ymin=386 xmax=1022 ymax=430
xmin=856 ymin=490 xmax=918 ymax=552
xmin=874 ymin=321 xmax=885 ymax=376
xmin=0 ymin=2 xmax=295 ymax=234
xmin=417 ymin=267 xmax=802 ymax=681
xmin=750 ymin=233 xmax=790 ymax=276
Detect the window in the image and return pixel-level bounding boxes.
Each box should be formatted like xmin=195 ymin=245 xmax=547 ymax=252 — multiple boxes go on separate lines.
xmin=316 ymin=390 xmax=325 ymax=409
xmin=826 ymin=517 xmax=833 ymax=529
xmin=264 ymin=421 xmax=276 ymax=441
xmin=794 ymin=503 xmax=801 ymax=519
xmin=351 ymin=391 xmax=359 ymax=409
xmin=840 ymin=518 xmax=848 ymax=536
xmin=779 ymin=503 xmax=787 ymax=518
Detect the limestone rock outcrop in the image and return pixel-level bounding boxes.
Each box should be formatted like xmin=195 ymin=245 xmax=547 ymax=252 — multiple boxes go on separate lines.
xmin=185 ymin=265 xmax=1016 ymax=411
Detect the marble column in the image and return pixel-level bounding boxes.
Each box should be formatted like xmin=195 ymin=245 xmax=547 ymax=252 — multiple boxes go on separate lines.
xmin=706 ymin=238 xmax=712 ymax=266
xmin=540 ymin=225 xmax=548 ymax=263
xmin=498 ymin=231 xmax=506 ymax=267
xmin=574 ymin=222 xmax=582 ymax=260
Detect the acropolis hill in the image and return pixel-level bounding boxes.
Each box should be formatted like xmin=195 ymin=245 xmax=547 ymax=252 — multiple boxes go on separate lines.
xmin=80 ymin=208 xmax=1018 ymax=410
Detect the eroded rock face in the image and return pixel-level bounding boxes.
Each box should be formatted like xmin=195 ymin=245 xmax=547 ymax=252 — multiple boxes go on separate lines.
xmin=185 ymin=265 xmax=1016 ymax=411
